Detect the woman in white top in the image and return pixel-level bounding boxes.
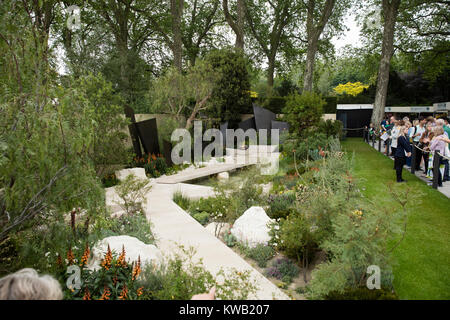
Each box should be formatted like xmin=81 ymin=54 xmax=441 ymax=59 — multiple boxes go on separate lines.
xmin=390 ymin=119 xmax=400 ymax=158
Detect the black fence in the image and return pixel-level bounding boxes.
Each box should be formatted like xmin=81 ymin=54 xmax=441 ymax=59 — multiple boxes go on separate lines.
xmin=362 ymin=128 xmax=446 ymax=190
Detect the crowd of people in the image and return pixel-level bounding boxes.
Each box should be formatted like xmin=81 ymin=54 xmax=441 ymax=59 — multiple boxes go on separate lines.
xmin=368 ymin=115 xmax=450 ymax=185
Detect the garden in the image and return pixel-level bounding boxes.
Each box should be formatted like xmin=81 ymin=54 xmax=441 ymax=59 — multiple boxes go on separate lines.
xmin=0 ymin=0 xmax=449 ymax=303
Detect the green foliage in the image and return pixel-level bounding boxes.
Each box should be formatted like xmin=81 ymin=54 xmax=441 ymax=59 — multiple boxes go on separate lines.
xmin=130 ymin=153 xmax=169 ymax=178
xmin=205 ymin=48 xmax=252 ymax=126
xmin=283 ymin=92 xmax=326 ymax=135
xmin=267 ymin=191 xmax=296 ymax=220
xmin=325 ymin=287 xmax=398 ymax=300
xmin=182 ymin=168 xmax=265 ymax=223
xmin=318 ymin=119 xmax=343 ymax=139
xmin=241 ymin=244 xmax=275 ymax=268
xmin=173 ymin=191 xmax=191 ymax=211
xmin=74 ymin=73 xmax=132 ymax=176
xmin=322 ymin=96 xmax=337 ymax=113
xmin=223 ymin=232 xmax=237 ymax=247
xmin=265 ymin=257 xmax=299 ymax=284
xmin=61 ymin=246 xmax=143 ymax=300
xmin=262 ymin=96 xmax=287 ymax=114
xmin=105 ymin=211 xmax=154 ymax=245
xmin=192 ymin=212 xmax=210 ymax=226
xmin=101 ymin=174 xmax=119 ymax=188
xmin=114 ymin=175 xmax=152 ymax=215
xmin=138 ymin=247 xmax=257 ymax=300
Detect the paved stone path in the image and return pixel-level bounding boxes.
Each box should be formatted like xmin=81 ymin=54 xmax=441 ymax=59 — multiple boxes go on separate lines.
xmin=107 ymin=148 xmax=290 ymax=300
xmin=367 ymin=140 xmax=450 ymax=198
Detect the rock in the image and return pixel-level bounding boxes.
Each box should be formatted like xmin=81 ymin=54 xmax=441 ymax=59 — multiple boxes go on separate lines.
xmin=115 ymin=168 xmax=147 ymax=182
xmin=261 ymin=183 xmax=272 ymax=195
xmin=88 ymin=235 xmax=163 ymax=271
xmin=217 ymin=172 xmax=229 ymax=180
xmin=205 ymin=222 xmax=231 ymax=238
xmin=230 ymin=206 xmax=274 ymax=248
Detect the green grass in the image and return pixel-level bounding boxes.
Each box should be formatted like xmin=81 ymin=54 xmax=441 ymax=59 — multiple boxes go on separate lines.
xmin=342 ymin=138 xmax=450 ymax=300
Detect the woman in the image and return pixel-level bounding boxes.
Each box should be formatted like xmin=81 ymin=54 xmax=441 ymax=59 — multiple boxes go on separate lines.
xmin=394 ymin=126 xmax=412 ymax=183
xmin=390 ymin=119 xmax=401 ymax=169
xmin=0 ymin=268 xmax=63 ymax=300
xmin=419 ymin=124 xmax=434 ymax=176
xmin=430 ymin=126 xmax=447 ymax=187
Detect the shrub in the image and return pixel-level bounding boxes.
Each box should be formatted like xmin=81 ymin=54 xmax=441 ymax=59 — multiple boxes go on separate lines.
xmin=192 ymin=212 xmax=210 ymax=226
xmin=61 ymin=245 xmax=144 ymax=300
xmin=282 ymin=92 xmax=326 ymax=135
xmin=325 ymin=287 xmax=398 ymax=300
xmin=267 ymin=191 xmax=296 ymax=220
xmin=101 ymin=173 xmax=119 ymax=188
xmin=318 ymin=119 xmax=343 ymax=139
xmin=265 ymin=257 xmax=299 ymax=284
xmin=137 ymin=246 xmax=257 ymax=300
xmin=322 ymin=96 xmax=337 ymax=113
xmin=130 ymin=153 xmax=168 ymax=178
xmin=205 ymin=48 xmax=252 ymax=127
xmin=114 ymin=174 xmax=152 ymax=215
xmin=173 ymin=191 xmax=191 ymax=211
xmin=243 ymin=244 xmax=275 ymax=268
xmin=262 ymin=96 xmax=287 ymax=114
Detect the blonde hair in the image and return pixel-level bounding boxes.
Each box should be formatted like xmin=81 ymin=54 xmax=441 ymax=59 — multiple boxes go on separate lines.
xmin=0 ymin=268 xmax=63 ymax=300
xmin=398 ymin=126 xmax=407 ymax=136
xmin=413 ymin=119 xmax=419 ymax=126
xmin=433 ymin=126 xmax=444 ymax=136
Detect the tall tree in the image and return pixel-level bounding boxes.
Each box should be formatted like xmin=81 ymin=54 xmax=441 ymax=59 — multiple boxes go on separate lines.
xmin=371 ymin=0 xmax=401 ymax=126
xmin=244 ymin=0 xmax=301 ymax=88
xmin=182 ymin=0 xmax=223 ymax=66
xmin=302 ymin=0 xmax=336 ymax=92
xmin=222 ymin=0 xmax=246 ymax=49
xmin=87 ymin=0 xmax=155 ymax=105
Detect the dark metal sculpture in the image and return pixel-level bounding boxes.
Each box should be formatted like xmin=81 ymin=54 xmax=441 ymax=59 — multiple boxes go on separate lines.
xmin=163 ymin=140 xmax=173 ymax=166
xmin=238 ymin=117 xmax=256 ymax=131
xmin=124 ymin=106 xmax=142 ymax=158
xmin=253 ymin=104 xmax=276 ymax=132
xmin=134 ymin=118 xmax=161 ymax=156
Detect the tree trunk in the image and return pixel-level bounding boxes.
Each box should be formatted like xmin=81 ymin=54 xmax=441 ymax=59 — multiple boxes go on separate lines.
xmin=302 ymin=0 xmax=336 ymax=92
xmin=171 ymin=0 xmax=184 ymax=72
xmin=371 ymin=0 xmax=401 ymax=127
xmin=267 ymin=56 xmax=276 ymax=89
xmin=236 ymin=0 xmax=245 ymax=49
xmin=223 ymin=0 xmax=245 ymax=50
xmin=303 ymin=39 xmax=318 ymax=92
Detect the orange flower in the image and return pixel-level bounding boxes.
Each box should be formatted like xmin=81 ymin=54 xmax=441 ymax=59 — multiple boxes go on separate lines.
xmin=80 ymin=243 xmax=90 ymax=267
xmin=151 ymin=154 xmax=156 ymax=160
xmin=101 ymin=245 xmax=112 ymax=270
xmin=83 ymin=287 xmax=91 ymax=300
xmin=136 ymin=287 xmax=144 ymax=297
xmin=116 ymin=245 xmax=127 ymax=268
xmin=99 ymin=286 xmax=111 ymax=300
xmin=67 ymin=247 xmax=75 ymax=265
xmin=118 ymin=284 xmax=128 ymax=300
xmin=56 ymin=254 xmax=63 ymax=267
xmin=132 ymin=256 xmax=141 ymax=281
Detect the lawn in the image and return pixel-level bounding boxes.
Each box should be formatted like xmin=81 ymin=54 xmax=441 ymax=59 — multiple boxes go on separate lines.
xmin=342 ymin=138 xmax=450 ymax=299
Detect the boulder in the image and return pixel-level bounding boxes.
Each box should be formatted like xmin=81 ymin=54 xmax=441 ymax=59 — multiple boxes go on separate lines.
xmin=230 ymin=206 xmax=274 ymax=248
xmin=217 ymin=172 xmax=229 ymax=180
xmin=115 ymin=168 xmax=147 ymax=182
xmin=88 ymin=235 xmax=163 ymax=271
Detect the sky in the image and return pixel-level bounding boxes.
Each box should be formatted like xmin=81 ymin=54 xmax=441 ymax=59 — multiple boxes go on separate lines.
xmin=331 ymin=13 xmax=362 ymax=54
